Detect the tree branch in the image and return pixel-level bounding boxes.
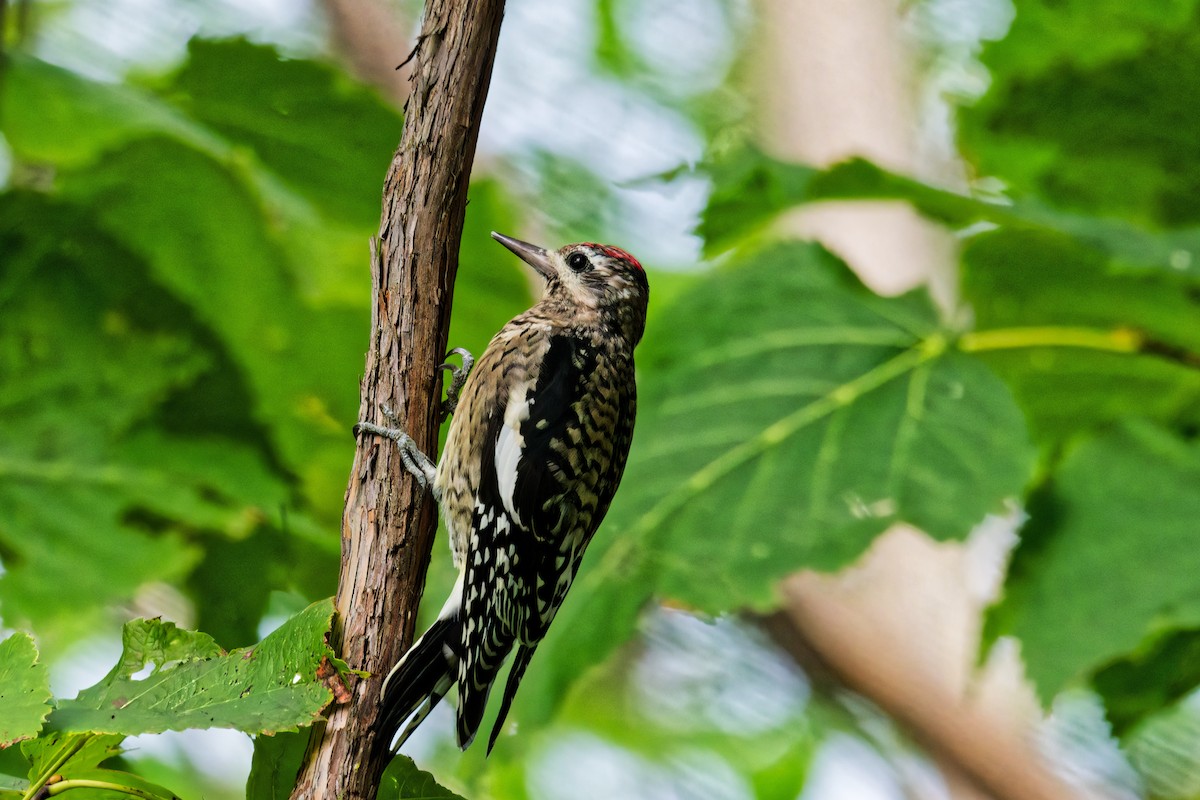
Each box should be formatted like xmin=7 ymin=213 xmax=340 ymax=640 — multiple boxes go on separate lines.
xmin=762 ymin=546 xmax=1096 ymax=800
xmin=320 ymin=0 xmax=414 ymax=105
xmin=290 ymin=2 xmax=506 ymax=797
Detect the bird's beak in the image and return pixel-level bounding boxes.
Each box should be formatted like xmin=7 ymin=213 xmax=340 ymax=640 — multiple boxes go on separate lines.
xmin=491 ymin=232 xmax=555 ymax=279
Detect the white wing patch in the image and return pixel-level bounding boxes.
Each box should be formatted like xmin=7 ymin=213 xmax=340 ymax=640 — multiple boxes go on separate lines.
xmin=495 ymin=382 xmax=531 ymax=526
xmin=437 ymin=571 xmax=465 ymax=621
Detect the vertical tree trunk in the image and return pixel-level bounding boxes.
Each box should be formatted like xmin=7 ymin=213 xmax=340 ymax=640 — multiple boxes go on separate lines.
xmin=290 ymin=2 xmax=506 ymax=798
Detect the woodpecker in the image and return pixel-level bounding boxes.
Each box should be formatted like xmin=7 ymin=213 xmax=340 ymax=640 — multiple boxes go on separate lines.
xmin=360 ymin=231 xmax=649 ymax=754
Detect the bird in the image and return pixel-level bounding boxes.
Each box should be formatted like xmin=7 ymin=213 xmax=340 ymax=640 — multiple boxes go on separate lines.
xmin=358 ymin=231 xmax=649 ymax=755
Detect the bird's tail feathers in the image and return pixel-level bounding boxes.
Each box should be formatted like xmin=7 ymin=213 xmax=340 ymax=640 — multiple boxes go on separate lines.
xmin=455 ymin=622 xmax=513 ymax=749
xmin=486 ymin=642 xmax=539 ymax=754
xmin=377 ymin=581 xmax=464 ymax=755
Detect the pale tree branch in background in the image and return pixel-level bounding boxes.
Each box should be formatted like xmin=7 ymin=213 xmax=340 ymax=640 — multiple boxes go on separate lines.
xmin=761 ymin=527 xmax=1092 ymax=800
xmin=289 ymin=1 xmax=506 ymax=798
xmin=320 ymin=0 xmax=414 ymax=104
xmin=750 ymin=0 xmax=1088 ymax=796
xmin=753 ymin=0 xmax=959 ymax=306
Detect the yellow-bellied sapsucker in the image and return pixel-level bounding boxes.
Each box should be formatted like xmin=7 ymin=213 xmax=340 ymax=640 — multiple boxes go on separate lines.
xmin=360 ymin=232 xmax=649 ymax=754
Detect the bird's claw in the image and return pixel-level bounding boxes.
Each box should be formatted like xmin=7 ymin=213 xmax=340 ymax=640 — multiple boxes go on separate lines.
xmin=353 ymin=407 xmax=437 ymax=493
xmin=438 ymin=347 xmax=475 ymax=417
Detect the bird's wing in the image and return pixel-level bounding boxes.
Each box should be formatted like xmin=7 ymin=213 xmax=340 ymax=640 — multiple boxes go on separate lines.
xmin=458 ymin=334 xmax=632 ymax=746
xmin=454 ymin=392 xmax=515 ymax=749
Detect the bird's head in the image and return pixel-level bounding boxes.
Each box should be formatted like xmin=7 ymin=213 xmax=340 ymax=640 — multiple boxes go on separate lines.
xmin=492 ymin=232 xmax=649 ymax=344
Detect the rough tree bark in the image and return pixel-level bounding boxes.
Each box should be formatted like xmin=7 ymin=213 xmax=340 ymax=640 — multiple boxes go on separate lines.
xmin=290 ymin=2 xmax=506 ymax=798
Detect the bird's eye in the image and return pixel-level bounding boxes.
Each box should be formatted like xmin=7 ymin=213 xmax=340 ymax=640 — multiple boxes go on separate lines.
xmin=566 ymin=252 xmax=591 ymax=272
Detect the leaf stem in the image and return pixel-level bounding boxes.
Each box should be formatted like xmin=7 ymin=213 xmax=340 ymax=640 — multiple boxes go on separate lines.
xmin=46 ymin=779 xmax=178 ymax=800
xmin=958 ymin=326 xmax=1141 ymax=354
xmin=21 ymin=736 xmax=88 ymax=800
xmin=614 ymin=334 xmax=948 ymax=547
xmin=584 ymin=335 xmax=951 ymax=595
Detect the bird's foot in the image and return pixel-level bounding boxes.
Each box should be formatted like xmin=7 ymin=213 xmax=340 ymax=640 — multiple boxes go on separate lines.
xmin=353 ymin=405 xmax=438 ymax=493
xmin=438 ymin=347 xmax=474 ymax=418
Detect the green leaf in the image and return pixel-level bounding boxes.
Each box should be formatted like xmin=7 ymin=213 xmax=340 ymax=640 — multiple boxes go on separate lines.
xmin=623 ymin=241 xmax=1032 ymax=601
xmin=805 ymin=157 xmax=1007 ymax=227
xmin=55 ymin=136 xmax=364 ymax=510
xmin=963 ymin=0 xmax=1200 ymax=226
xmin=990 ymin=423 xmax=1200 ymax=701
xmin=701 ymin=147 xmax=1200 ymax=281
xmin=246 ymin=731 xmax=307 ymax=800
xmin=526 ymin=152 xmax=620 ymax=249
xmin=1123 ymin=698 xmax=1200 ymax=800
xmin=0 ymin=193 xmax=260 ymax=644
xmin=0 ymin=731 xmax=26 ymax=780
xmin=50 ymin=599 xmax=339 ymax=735
xmin=1093 ymin=627 xmax=1200 ymax=737
xmin=699 ymin=145 xmax=815 ymax=255
xmin=980 ymin=0 xmax=1200 ymax=79
xmin=0 ymin=56 xmax=210 ymax=167
xmin=0 ymin=774 xmax=26 ymax=799
xmin=519 ymin=241 xmax=1035 ymax=722
xmin=961 ymin=229 xmax=1200 ymax=443
xmin=0 ymin=53 xmax=364 ymax=517
xmin=1 ymin=50 xmax=532 ymax=523
xmin=0 ymin=190 xmax=330 ymax=650
xmin=805 ymin=157 xmax=1200 ymax=280
xmin=380 ymin=756 xmax=467 ymax=800
xmin=22 ymin=733 xmax=125 ymax=782
xmin=161 ymin=38 xmax=402 ymax=225
xmin=0 ymin=634 xmax=51 ymax=746
xmin=156 ymin=37 xmax=402 ymax=306
xmin=189 ymin=530 xmax=290 ymax=649
xmin=18 ymin=733 xmax=182 ymax=800
xmin=592 ymin=0 xmax=639 ymax=78
xmin=965 ymin=231 xmax=1200 ymax=352
xmin=51 ymin=139 xmax=528 ymax=525
xmin=108 ymin=617 xmax=224 ymax=678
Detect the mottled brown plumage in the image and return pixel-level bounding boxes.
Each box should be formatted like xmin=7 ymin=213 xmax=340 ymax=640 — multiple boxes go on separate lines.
xmin=376 ymin=233 xmax=648 ymax=754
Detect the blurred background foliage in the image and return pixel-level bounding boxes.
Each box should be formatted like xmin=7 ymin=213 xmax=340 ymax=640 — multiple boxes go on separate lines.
xmin=1 ymin=0 xmax=1200 ymax=798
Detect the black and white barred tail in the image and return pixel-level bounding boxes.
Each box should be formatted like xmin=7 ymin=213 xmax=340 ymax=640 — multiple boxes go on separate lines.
xmin=376 ymin=575 xmax=531 ymax=754
xmin=376 ymin=599 xmax=459 ymax=754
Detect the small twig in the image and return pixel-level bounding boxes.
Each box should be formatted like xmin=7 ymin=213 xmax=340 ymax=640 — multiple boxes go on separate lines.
xmin=395 ymin=37 xmax=421 ymax=71
xmin=45 ymin=779 xmax=179 ymax=800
